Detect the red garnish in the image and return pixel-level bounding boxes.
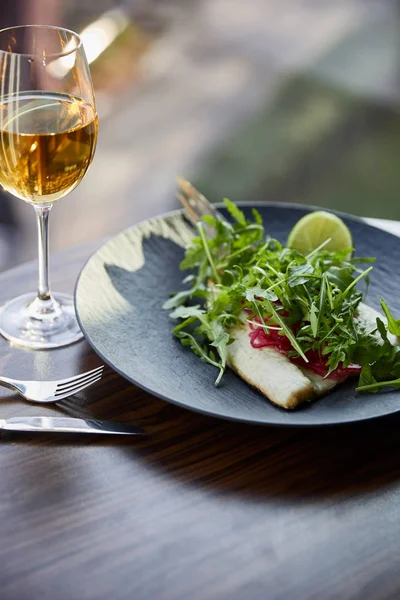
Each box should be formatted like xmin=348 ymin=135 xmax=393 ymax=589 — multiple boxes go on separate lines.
xmin=248 ymin=318 xmax=361 ymax=380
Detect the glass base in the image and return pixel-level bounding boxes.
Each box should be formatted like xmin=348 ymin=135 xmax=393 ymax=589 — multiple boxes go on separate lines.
xmin=0 ymin=292 xmax=83 ymax=349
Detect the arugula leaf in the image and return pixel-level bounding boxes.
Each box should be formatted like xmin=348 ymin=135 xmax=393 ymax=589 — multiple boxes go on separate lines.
xmin=357 ymin=374 xmax=400 ymax=392
xmin=357 ymin=364 xmax=378 ymax=392
xmin=163 ymin=288 xmax=198 ymax=310
xmin=223 ymin=198 xmax=246 ymax=226
xmin=309 ymin=303 xmax=319 ymax=338
xmin=175 ymin=330 xmax=224 ymax=383
xmin=245 ymin=286 xmax=278 ymax=302
xmin=252 ymin=208 xmax=263 ymax=226
xmin=197 ymin=222 xmax=220 ymax=284
xmin=170 ymin=305 xmax=205 ymax=320
xmin=287 ymin=261 xmax=314 ymax=287
xmin=262 ymin=299 xmax=309 ymax=362
xmin=380 ymin=298 xmax=400 ymax=336
xmin=376 ymin=317 xmax=389 ymax=343
xmin=341 ymin=266 xmax=373 ymax=298
xmin=326 ymin=266 xmax=353 ymax=291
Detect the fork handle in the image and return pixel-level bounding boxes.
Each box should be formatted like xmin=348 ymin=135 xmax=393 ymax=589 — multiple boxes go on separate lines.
xmin=0 ymin=376 xmax=26 ymax=396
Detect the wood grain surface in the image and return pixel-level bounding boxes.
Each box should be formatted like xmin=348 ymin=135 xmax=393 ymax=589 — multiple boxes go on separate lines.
xmin=0 ymin=242 xmax=400 ymax=600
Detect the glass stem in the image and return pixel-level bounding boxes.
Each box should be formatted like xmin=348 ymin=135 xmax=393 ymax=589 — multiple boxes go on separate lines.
xmin=35 ymin=204 xmax=52 ymax=301
xmin=27 ymin=204 xmax=62 ymax=321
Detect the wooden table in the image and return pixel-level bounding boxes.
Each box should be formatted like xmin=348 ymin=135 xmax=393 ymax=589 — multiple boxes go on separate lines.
xmin=0 ymin=222 xmax=400 ymax=600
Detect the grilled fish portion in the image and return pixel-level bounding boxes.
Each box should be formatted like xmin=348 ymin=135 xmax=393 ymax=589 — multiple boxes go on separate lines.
xmin=226 ymin=303 xmax=394 ymax=409
xmin=227 ymin=324 xmax=314 ymax=409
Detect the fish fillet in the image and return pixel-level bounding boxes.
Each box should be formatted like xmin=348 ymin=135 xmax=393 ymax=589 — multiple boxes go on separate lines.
xmin=227 ymin=325 xmax=315 ymax=409
xmin=226 ymin=303 xmax=393 ymax=410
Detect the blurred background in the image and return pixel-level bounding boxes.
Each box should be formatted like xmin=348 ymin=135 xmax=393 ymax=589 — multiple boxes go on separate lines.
xmin=1 ymin=0 xmax=400 ymax=271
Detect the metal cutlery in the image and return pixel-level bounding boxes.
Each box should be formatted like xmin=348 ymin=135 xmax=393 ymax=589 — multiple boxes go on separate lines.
xmin=177 ymin=176 xmax=224 ymax=227
xmin=0 ymin=365 xmax=104 ymax=403
xmin=0 ymin=415 xmax=144 ymax=435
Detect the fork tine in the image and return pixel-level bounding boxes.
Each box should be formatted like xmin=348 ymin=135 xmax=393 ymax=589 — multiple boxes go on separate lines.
xmin=177 ymin=192 xmax=199 ymax=226
xmin=55 ymin=372 xmax=103 ymax=395
xmin=177 ymin=176 xmax=223 ymax=226
xmin=55 ymin=366 xmax=104 ymax=389
xmin=176 ymin=175 xmax=194 ymax=196
xmin=53 ymin=375 xmax=103 ymax=400
xmin=58 ymin=365 xmax=103 ymax=385
xmin=177 ymin=176 xmax=209 ymax=206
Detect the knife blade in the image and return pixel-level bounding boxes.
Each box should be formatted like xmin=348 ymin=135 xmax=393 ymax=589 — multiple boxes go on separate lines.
xmin=0 ymin=416 xmax=144 ymax=435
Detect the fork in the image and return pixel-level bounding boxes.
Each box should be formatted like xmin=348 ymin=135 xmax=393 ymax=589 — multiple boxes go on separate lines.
xmin=177 ymin=176 xmax=227 ymax=237
xmin=0 ymin=365 xmax=104 ymax=403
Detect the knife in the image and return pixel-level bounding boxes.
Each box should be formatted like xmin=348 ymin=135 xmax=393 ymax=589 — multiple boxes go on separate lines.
xmin=0 ymin=416 xmax=145 ymax=435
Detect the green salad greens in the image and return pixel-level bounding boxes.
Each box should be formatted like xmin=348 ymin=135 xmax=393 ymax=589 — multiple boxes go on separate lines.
xmin=164 ymin=200 xmax=400 ymax=393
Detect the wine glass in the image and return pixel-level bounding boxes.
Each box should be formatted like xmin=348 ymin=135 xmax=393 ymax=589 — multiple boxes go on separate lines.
xmin=0 ymin=25 xmax=98 ymax=349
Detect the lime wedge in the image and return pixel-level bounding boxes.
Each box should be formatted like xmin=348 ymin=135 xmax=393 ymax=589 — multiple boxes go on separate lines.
xmin=287 ymin=211 xmax=353 ymax=256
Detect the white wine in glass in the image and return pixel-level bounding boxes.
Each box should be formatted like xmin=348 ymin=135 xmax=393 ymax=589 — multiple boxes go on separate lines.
xmin=0 ymin=26 xmax=98 ymax=348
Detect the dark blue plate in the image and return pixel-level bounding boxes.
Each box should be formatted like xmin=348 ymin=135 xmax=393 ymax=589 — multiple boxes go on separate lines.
xmin=75 ymin=203 xmax=400 ymax=426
